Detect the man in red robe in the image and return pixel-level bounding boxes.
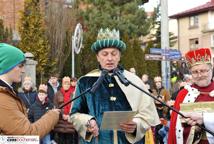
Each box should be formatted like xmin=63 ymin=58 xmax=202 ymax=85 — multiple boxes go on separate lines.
xmin=168 ymin=48 xmax=214 ymax=144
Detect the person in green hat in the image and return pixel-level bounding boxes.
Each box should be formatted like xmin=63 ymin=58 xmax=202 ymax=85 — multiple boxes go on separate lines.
xmin=0 ymin=43 xmax=60 ymax=139
xmin=69 ymin=28 xmax=160 ymax=144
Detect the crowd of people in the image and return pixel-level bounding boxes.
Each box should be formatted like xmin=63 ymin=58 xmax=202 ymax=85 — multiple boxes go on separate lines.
xmin=0 ymin=28 xmax=214 ymax=144
xmin=17 ymin=74 xmax=78 ymax=144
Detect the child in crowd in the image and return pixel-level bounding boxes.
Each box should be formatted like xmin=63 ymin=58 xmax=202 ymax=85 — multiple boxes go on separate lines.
xmin=28 ymin=84 xmax=54 ymax=144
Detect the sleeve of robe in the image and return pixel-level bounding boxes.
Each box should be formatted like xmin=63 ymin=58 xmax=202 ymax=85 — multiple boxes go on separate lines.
xmin=68 ymin=80 xmax=94 ymax=142
xmin=204 ymin=112 xmax=214 ymax=144
xmin=116 ymin=71 xmax=160 ymax=143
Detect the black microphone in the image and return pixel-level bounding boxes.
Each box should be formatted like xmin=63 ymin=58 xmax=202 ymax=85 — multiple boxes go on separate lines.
xmin=113 ymin=68 xmax=129 ymax=86
xmin=90 ymin=69 xmax=109 ymax=93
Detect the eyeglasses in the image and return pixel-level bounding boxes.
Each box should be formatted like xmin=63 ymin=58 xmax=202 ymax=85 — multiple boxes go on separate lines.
xmin=191 ymin=69 xmax=211 ymax=76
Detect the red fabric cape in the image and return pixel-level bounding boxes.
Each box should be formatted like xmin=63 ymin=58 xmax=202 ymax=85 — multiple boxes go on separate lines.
xmin=168 ymin=89 xmax=188 ymax=144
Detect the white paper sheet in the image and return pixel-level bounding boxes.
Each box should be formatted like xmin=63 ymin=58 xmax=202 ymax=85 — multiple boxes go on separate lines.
xmin=101 ymin=111 xmax=137 ymax=130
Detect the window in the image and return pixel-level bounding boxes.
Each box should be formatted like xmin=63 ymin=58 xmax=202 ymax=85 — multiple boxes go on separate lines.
xmin=208 ymin=11 xmax=214 ymax=29
xmin=189 ymin=15 xmax=199 ymax=28
xmin=211 ymin=34 xmax=214 ymax=48
xmin=189 ymin=38 xmax=199 ymax=50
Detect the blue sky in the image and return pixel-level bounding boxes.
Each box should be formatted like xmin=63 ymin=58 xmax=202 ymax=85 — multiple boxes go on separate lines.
xmin=143 ymin=0 xmax=210 ymax=15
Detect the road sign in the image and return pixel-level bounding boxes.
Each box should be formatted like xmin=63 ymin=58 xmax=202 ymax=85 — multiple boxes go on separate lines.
xmin=150 ymin=48 xmax=181 ymax=55
xmin=169 ymin=50 xmax=181 ymax=55
xmin=145 ymin=54 xmax=181 ymax=61
xmin=166 ymin=55 xmax=181 ymax=60
xmin=168 ymin=50 xmax=181 ymax=60
xmin=145 ymin=54 xmax=165 ymax=61
xmin=149 ymin=48 xmax=182 ymax=60
xmin=150 ymin=48 xmax=162 ymax=54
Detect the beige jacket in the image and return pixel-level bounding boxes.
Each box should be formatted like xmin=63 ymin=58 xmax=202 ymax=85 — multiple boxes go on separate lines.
xmin=0 ymin=86 xmax=59 ymax=138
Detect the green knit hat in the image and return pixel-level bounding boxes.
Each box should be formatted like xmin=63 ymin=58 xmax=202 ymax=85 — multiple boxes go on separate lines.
xmin=91 ymin=28 xmax=126 ymax=53
xmin=0 ymin=43 xmax=25 ymax=75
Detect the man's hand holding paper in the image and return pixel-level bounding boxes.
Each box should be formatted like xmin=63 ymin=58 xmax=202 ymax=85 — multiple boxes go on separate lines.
xmin=119 ymin=120 xmax=137 ymax=133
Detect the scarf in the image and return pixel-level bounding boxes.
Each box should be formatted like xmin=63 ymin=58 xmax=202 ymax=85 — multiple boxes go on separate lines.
xmin=61 ymin=86 xmax=75 ymax=115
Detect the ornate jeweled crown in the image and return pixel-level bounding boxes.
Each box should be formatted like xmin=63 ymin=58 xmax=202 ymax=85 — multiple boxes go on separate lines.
xmin=91 ymin=28 xmax=126 ymax=53
xmin=97 ymin=28 xmax=120 ymax=40
xmin=185 ymin=48 xmax=212 ymax=67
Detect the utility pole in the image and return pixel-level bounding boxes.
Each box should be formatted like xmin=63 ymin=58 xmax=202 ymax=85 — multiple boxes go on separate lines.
xmin=161 ymin=0 xmax=170 ymax=90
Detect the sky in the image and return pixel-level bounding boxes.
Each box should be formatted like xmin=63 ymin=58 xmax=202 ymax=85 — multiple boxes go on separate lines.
xmin=143 ymin=0 xmax=210 ymax=15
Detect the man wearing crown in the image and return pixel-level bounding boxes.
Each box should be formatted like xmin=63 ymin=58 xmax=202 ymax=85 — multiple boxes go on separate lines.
xmin=68 ymin=28 xmax=160 ymax=144
xmin=168 ymin=48 xmax=214 ymax=144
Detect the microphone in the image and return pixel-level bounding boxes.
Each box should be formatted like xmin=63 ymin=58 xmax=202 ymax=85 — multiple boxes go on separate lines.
xmin=59 ymin=69 xmax=108 ymax=109
xmin=90 ymin=69 xmax=109 ymax=93
xmin=113 ymin=68 xmax=129 ymax=86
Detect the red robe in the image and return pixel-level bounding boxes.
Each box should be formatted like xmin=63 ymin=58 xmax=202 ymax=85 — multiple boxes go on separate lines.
xmin=168 ymin=82 xmax=214 ymax=144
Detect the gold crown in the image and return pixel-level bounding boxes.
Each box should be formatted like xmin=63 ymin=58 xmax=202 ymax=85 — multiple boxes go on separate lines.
xmin=97 ymin=28 xmax=120 ymax=40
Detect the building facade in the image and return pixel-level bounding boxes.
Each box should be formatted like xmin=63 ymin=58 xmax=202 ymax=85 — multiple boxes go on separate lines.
xmin=0 ymin=0 xmax=24 ymax=40
xmin=170 ymin=0 xmax=214 ymax=55
xmin=0 ymin=0 xmax=73 ymax=41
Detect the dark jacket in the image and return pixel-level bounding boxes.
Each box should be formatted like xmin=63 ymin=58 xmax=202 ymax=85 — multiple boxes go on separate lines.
xmin=47 ymin=82 xmax=60 ymax=103
xmin=152 ymin=87 xmax=171 ymax=119
xmin=28 ymin=98 xmax=54 ymax=123
xmin=18 ymin=87 xmax=37 ymax=109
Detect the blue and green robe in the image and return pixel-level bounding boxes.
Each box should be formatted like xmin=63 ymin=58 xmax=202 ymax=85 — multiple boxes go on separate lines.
xmin=69 ymin=69 xmax=160 ymax=144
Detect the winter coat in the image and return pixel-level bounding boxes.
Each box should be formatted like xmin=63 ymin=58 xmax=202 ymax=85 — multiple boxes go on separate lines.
xmin=152 ymin=87 xmax=171 ymax=119
xmin=47 ymin=82 xmax=60 ymax=103
xmin=28 ymin=98 xmax=54 ymax=123
xmin=0 ymin=80 xmax=59 ymax=138
xmin=17 ymin=87 xmax=37 ymax=109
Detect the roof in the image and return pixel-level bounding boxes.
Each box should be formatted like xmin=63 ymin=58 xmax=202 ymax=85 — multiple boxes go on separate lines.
xmin=169 ymin=0 xmax=214 ymax=19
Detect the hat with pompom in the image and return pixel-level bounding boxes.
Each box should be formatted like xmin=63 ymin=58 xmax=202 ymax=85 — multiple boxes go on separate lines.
xmin=0 ymin=43 xmax=25 ymax=75
xmin=91 ymin=28 xmax=126 ymax=53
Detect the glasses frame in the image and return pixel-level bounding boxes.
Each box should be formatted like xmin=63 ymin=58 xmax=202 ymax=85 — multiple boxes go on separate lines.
xmin=191 ymin=69 xmax=211 ymax=76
